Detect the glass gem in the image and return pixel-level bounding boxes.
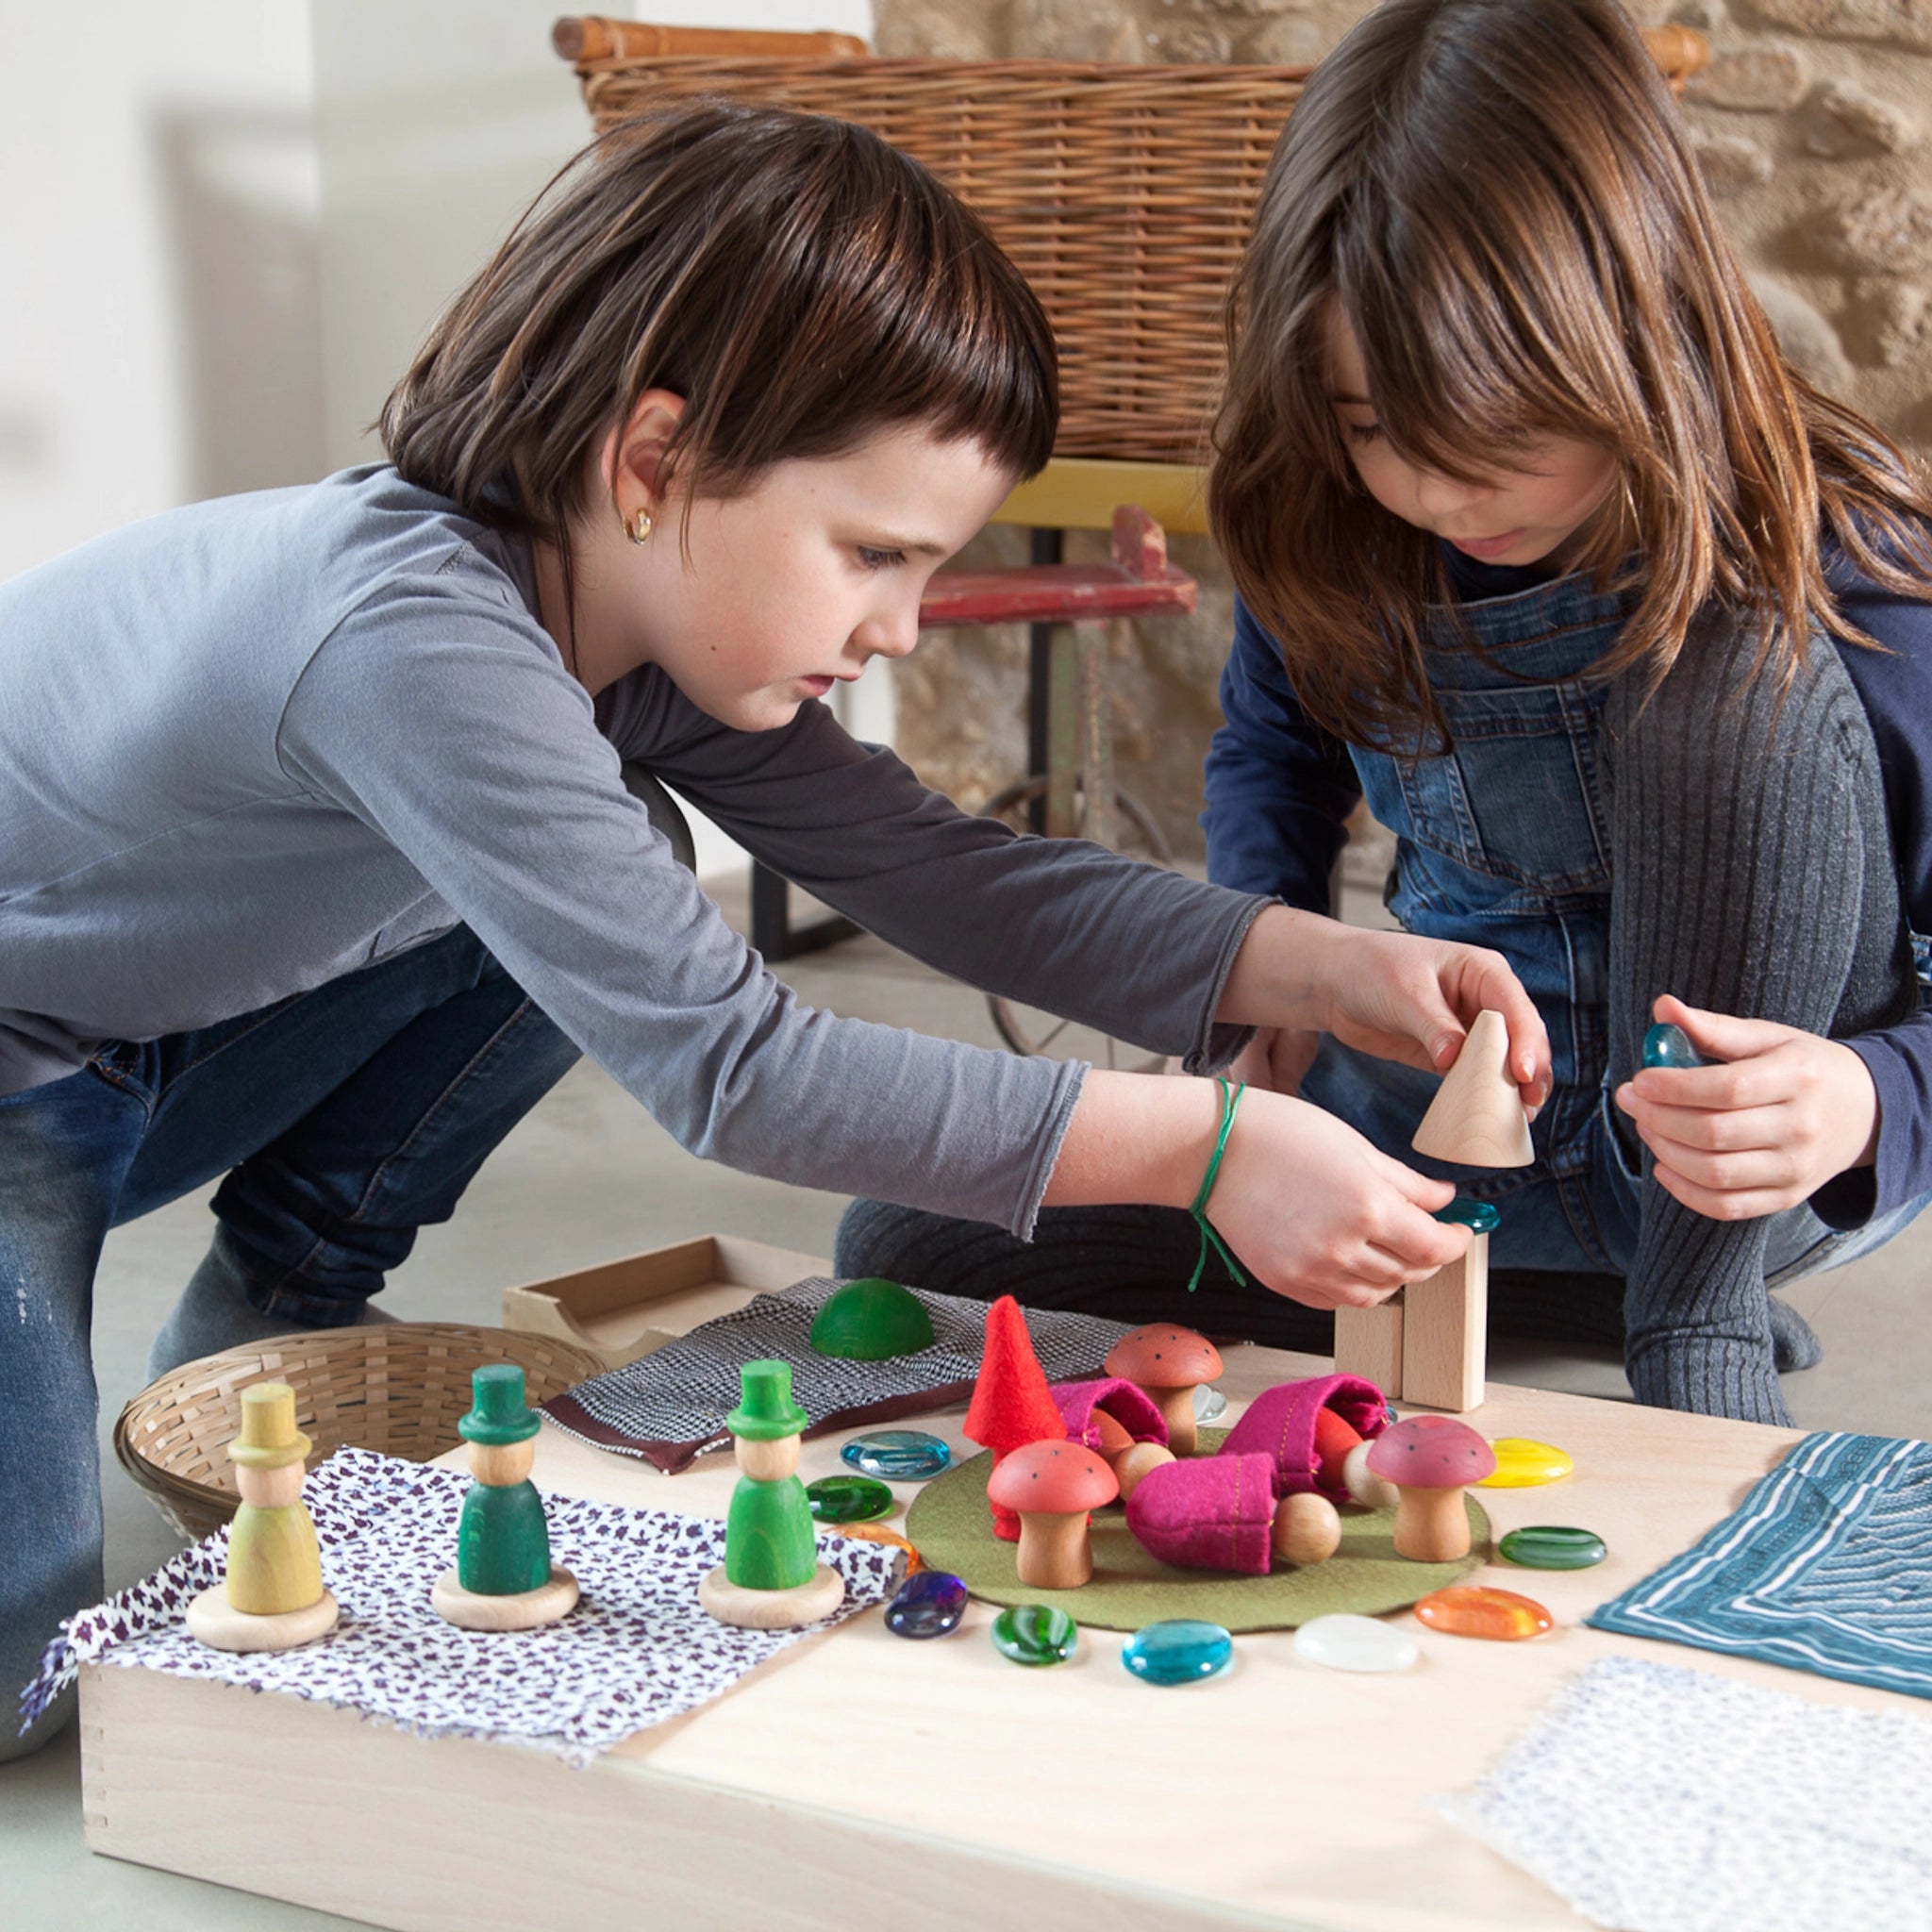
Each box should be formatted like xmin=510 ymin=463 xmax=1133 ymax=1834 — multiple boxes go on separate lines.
xmin=829 ymin=1521 xmax=923 ymax=1573
xmin=1414 ymin=1586 xmax=1554 ymax=1641
xmin=1193 ymin=1385 xmax=1228 ymax=1424
xmin=1121 ymin=1619 xmax=1234 ymax=1686
xmin=840 ymin=1430 xmax=952 ymax=1480
xmin=1499 ymin=1524 xmax=1607 ymax=1571
xmin=805 ymin=1474 xmax=894 ymax=1523
xmin=808 ymin=1277 xmax=937 ymax=1360
xmin=883 ymin=1570 xmax=968 ymax=1640
xmin=1477 ymin=1439 xmax=1574 ymax=1488
xmin=1292 ymin=1613 xmax=1419 ymax=1674
xmin=991 ymin=1603 xmax=1078 ymax=1666
xmin=1433 ymin=1197 xmax=1500 ymax=1233
xmin=1642 ymin=1022 xmax=1705 ymax=1071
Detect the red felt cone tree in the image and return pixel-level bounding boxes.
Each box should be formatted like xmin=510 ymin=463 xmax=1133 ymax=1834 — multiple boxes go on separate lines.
xmin=964 ymin=1296 xmax=1067 ymax=1541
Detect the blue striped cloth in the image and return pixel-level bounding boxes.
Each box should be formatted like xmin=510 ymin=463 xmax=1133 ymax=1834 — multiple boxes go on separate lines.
xmin=1589 ymin=1430 xmax=1932 ymax=1699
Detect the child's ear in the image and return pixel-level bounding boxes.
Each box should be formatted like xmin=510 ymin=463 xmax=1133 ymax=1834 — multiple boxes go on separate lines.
xmin=601 ymin=388 xmax=688 ymax=511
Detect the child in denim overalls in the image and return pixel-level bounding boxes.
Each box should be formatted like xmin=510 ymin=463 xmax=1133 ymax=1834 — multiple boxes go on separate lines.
xmin=840 ymin=0 xmax=1932 ymax=1428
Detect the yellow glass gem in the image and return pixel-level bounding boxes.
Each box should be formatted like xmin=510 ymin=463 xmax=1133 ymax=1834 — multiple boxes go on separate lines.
xmin=1476 ymin=1438 xmax=1574 ymax=1489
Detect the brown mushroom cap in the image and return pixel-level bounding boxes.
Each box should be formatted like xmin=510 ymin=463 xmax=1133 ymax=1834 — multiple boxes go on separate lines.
xmin=1363 ymin=1414 xmax=1496 ymax=1488
xmin=985 ymin=1439 xmax=1119 ymax=1515
xmin=1103 ymin=1324 xmax=1224 ymax=1391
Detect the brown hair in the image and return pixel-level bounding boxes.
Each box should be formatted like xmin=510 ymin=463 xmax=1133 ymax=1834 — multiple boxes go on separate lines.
xmin=381 ymin=99 xmax=1056 ymax=567
xmin=1210 ymin=0 xmax=1932 ymax=751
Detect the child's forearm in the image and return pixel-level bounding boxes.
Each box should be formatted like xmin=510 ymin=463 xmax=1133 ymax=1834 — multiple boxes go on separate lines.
xmin=1040 ymin=1069 xmax=1221 ymax=1209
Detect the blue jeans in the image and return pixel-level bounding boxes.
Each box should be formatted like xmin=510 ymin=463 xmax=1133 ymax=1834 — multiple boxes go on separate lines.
xmin=0 ymin=925 xmax=577 ymax=1754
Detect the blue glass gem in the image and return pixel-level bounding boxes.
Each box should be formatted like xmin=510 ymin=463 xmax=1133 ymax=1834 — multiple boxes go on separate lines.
xmin=1433 ymin=1197 xmax=1500 ymax=1234
xmin=883 ymin=1570 xmax=968 ymax=1640
xmin=805 ymin=1474 xmax=894 ymax=1524
xmin=1121 ymin=1619 xmax=1234 ymax=1686
xmin=991 ymin=1603 xmax=1078 ymax=1666
xmin=840 ymin=1430 xmax=953 ymax=1481
xmin=1642 ymin=1022 xmax=1705 ymax=1071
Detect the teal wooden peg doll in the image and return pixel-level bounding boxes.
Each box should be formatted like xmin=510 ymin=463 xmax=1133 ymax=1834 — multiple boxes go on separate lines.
xmin=431 ymin=1363 xmax=579 ymax=1630
xmin=700 ymin=1359 xmax=844 ymax=1629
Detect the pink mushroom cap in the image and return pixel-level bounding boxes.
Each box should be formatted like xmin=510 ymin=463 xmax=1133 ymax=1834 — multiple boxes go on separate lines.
xmin=1363 ymin=1414 xmax=1496 ymax=1488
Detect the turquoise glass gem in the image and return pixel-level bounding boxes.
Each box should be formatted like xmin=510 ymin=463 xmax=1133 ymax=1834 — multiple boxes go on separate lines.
xmin=1122 ymin=1619 xmax=1233 ymax=1686
xmin=840 ymin=1431 xmax=952 ymax=1480
xmin=884 ymin=1570 xmax=967 ymax=1640
xmin=991 ymin=1603 xmax=1078 ymax=1666
xmin=1642 ymin=1023 xmax=1704 ymax=1071
xmin=805 ymin=1474 xmax=894 ymax=1524
xmin=1499 ymin=1524 xmax=1607 ymax=1571
xmin=1434 ymin=1197 xmax=1500 ymax=1233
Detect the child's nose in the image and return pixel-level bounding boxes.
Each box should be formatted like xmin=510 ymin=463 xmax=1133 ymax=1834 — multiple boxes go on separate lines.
xmin=859 ymin=596 xmax=921 ymax=659
xmin=1413 ymin=469 xmax=1488 ymax=518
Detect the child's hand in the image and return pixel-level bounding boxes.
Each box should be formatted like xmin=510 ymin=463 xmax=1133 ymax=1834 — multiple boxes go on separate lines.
xmin=1613 ymin=994 xmax=1879 ymax=1220
xmin=1267 ymin=911 xmax=1552 ymax=1115
xmin=1224 ymin=1024 xmax=1322 ymax=1097
xmin=1212 ymin=1087 xmax=1468 ymax=1309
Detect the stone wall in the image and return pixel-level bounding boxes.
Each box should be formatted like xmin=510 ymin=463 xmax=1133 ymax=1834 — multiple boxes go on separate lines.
xmin=877 ymin=0 xmax=1932 ymax=861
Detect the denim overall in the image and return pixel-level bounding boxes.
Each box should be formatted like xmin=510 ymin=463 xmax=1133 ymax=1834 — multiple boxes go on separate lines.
xmin=1296 ymin=573 xmax=1924 ymax=1286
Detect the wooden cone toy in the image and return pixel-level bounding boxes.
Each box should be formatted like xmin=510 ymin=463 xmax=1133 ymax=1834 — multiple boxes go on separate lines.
xmin=1411 ymin=1009 xmax=1533 ymax=1168
xmin=185 ymin=1383 xmax=341 ymax=1653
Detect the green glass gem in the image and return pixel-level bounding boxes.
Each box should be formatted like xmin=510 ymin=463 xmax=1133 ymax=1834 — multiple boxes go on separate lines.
xmin=991 ymin=1603 xmax=1078 ymax=1667
xmin=1642 ymin=1023 xmax=1704 ymax=1071
xmin=1433 ymin=1197 xmax=1500 ymax=1233
xmin=1498 ymin=1524 xmax=1607 ymax=1571
xmin=808 ymin=1278 xmax=938 ymax=1361
xmin=805 ymin=1474 xmax=895 ymax=1524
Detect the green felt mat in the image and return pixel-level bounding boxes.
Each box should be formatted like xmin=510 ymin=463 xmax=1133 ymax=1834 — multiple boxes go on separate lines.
xmin=904 ymin=1432 xmax=1488 ymax=1633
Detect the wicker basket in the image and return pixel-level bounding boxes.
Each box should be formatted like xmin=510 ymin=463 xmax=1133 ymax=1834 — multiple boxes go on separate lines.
xmin=567 ymin=54 xmax=1310 ymax=466
xmin=115 ymin=1324 xmax=604 ymax=1541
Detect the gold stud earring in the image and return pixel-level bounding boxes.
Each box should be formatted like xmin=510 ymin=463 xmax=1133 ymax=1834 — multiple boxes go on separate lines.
xmin=629 ymin=508 xmax=654 ymax=544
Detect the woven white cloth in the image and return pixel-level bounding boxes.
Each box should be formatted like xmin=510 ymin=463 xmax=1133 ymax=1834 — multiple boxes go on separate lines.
xmin=24 ymin=1447 xmax=899 ymax=1766
xmin=1438 ymin=1655 xmax=1932 ymax=1931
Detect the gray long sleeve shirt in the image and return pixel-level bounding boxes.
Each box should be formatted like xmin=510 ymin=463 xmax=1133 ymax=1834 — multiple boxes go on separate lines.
xmin=0 ymin=466 xmax=1265 ymax=1234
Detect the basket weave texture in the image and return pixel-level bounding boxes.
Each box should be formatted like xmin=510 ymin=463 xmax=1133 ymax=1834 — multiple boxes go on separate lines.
xmin=571 ymin=57 xmax=1310 ymax=465
xmin=115 ymin=1324 xmax=603 ymax=1541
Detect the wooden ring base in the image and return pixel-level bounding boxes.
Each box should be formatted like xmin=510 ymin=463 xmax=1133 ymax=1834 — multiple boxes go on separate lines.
xmin=431 ymin=1565 xmax=579 ymax=1631
xmin=698 ymin=1563 xmax=843 ymax=1630
xmin=185 ymin=1586 xmax=341 ymax=1653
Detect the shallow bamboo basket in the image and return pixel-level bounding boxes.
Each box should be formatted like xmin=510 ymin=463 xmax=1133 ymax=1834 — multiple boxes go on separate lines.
xmin=558 ymin=24 xmax=1706 ymax=469
xmin=115 ymin=1324 xmax=603 ymax=1541
xmin=564 ymin=51 xmax=1310 ymax=466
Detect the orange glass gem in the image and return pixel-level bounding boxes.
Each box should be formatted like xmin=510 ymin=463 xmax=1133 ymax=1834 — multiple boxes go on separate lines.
xmin=1413 ymin=1585 xmax=1554 ymax=1641
xmin=830 ymin=1521 xmax=924 ymax=1574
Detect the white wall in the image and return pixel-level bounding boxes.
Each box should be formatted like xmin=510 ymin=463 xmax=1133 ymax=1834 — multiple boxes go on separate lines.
xmin=0 ymin=2 xmax=320 ymax=581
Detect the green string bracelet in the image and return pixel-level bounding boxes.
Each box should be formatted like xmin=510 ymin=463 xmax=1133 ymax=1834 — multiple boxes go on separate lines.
xmin=1186 ymin=1076 xmax=1248 ymax=1293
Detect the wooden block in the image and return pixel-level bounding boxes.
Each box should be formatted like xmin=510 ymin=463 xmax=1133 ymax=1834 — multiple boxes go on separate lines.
xmin=1411 ymin=1008 xmax=1534 ymax=1168
xmin=1400 ymin=1237 xmax=1490 ymax=1413
xmin=1334 ymin=1297 xmax=1404 ymax=1399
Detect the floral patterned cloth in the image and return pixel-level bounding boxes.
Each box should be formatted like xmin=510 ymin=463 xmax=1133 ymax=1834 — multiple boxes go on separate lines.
xmin=22 ymin=1447 xmax=900 ymax=1767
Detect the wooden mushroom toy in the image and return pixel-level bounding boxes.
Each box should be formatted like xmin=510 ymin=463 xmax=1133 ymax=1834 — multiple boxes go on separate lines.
xmin=1103 ymin=1324 xmax=1224 ymax=1456
xmin=985 ymin=1440 xmax=1118 ymax=1589
xmin=1363 ymin=1414 xmax=1497 ymax=1561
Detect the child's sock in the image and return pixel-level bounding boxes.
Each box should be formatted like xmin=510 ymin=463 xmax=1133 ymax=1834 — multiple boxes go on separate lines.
xmin=145 ymin=1225 xmax=394 ymax=1382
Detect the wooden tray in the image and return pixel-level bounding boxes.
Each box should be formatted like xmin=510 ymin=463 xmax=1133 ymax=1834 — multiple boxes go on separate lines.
xmin=499 ymin=1233 xmax=831 ymax=1372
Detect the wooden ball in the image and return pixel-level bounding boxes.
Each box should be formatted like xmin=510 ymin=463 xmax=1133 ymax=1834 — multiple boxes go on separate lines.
xmin=1272 ymin=1491 xmax=1343 ymax=1568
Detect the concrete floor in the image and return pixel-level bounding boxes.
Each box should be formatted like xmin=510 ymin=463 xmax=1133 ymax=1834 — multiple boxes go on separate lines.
xmin=8 ymin=875 xmax=1931 ymax=1929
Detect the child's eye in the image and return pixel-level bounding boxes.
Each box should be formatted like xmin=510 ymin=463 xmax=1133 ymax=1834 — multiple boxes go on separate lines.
xmin=1345 ymin=422 xmax=1384 ymax=446
xmin=856 ymin=545 xmax=905 ymax=571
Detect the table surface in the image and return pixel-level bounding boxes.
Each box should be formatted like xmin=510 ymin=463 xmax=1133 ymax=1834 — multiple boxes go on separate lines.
xmin=505 ymin=1349 xmax=1883 ymax=1932
xmin=84 ymin=1347 xmax=1910 ymax=1932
